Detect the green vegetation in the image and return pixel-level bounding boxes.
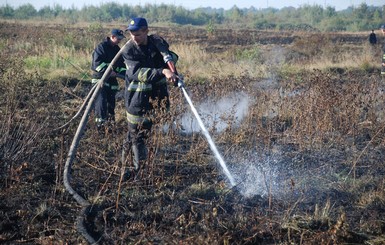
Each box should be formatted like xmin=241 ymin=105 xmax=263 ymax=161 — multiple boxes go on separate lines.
xmin=1 ymin=2 xmax=384 ymax=31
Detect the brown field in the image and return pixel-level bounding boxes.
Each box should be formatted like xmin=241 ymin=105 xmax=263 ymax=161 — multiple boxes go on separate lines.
xmin=1 ymin=21 xmax=385 ymax=244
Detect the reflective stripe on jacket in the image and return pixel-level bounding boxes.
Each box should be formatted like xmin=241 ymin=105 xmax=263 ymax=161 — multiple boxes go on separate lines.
xmin=91 ymin=79 xmax=119 ymax=90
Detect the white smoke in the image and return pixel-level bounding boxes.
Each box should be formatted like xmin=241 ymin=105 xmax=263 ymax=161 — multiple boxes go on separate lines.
xmin=179 ymin=91 xmax=250 ymax=133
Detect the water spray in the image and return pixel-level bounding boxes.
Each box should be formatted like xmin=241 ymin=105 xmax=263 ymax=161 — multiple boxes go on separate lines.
xmin=177 ymin=79 xmax=236 ymax=186
xmin=163 ymin=52 xmax=236 ymax=186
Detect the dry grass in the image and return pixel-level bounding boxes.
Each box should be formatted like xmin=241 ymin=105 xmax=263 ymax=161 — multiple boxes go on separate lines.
xmin=3 ymin=21 xmax=379 ymax=82
xmin=1 ymin=22 xmax=385 ymax=244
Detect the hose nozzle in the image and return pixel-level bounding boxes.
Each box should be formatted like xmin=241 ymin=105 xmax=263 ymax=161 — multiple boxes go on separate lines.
xmin=177 ymin=75 xmax=185 ymax=88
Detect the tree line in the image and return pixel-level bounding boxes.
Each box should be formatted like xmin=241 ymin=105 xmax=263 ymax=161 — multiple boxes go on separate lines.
xmin=0 ymin=2 xmax=384 ymax=32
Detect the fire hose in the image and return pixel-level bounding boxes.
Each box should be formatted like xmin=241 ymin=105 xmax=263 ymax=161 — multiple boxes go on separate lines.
xmin=62 ymin=40 xmax=184 ymax=243
xmin=63 ymin=40 xmax=131 ymax=244
xmin=54 ymin=73 xmax=125 ymax=132
xmin=62 ymin=39 xmax=234 ymax=243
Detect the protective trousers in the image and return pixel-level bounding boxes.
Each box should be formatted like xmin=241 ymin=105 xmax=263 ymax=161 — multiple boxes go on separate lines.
xmin=94 ymin=78 xmax=119 ymax=125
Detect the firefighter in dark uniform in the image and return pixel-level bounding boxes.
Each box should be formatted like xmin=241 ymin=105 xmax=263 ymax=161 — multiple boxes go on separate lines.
xmin=121 ymin=17 xmax=178 ymax=172
xmin=91 ymin=29 xmax=127 ymax=129
xmin=369 ymin=30 xmax=377 ymax=45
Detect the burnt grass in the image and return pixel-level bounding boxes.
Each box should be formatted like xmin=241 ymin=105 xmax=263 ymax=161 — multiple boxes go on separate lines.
xmin=1 ymin=22 xmax=385 ymax=244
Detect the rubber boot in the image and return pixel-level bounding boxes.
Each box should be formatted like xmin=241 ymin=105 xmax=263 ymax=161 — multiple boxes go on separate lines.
xmin=132 ymin=144 xmax=140 ymax=172
xmin=96 ymin=122 xmax=105 ymax=135
xmin=121 ymin=147 xmax=130 ymax=181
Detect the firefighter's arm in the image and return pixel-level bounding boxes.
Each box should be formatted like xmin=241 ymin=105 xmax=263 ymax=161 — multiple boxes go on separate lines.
xmin=92 ymin=46 xmax=108 ymax=74
xmin=114 ymin=57 xmax=127 ymax=79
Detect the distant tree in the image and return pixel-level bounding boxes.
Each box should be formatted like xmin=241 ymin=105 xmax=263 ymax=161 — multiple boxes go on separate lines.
xmin=373 ymin=9 xmax=382 ymax=22
xmin=121 ymin=4 xmax=134 ymax=21
xmin=58 ymin=6 xmax=80 ymax=24
xmin=53 ymin=4 xmax=65 ymax=17
xmin=173 ymin=6 xmax=197 ymax=25
xmin=279 ymin=6 xmax=298 ymax=21
xmin=99 ymin=2 xmax=123 ymax=21
xmin=206 ymin=19 xmax=215 ymax=35
xmin=149 ymin=3 xmax=175 ymax=22
xmin=0 ymin=4 xmax=14 ymax=18
xmin=146 ymin=4 xmax=159 ymax=22
xmin=14 ymin=4 xmax=37 ymax=19
xmin=132 ymin=5 xmax=146 ymax=19
xmin=372 ymin=9 xmax=383 ymax=28
xmin=226 ymin=5 xmax=243 ymax=23
xmin=300 ymin=4 xmax=324 ymax=26
xmin=191 ymin=8 xmax=211 ymax=25
xmin=211 ymin=12 xmax=224 ymax=24
xmin=353 ymin=3 xmax=368 ymax=20
xmin=81 ymin=6 xmax=105 ymax=22
xmin=0 ymin=2 xmax=384 ymax=32
xmin=38 ymin=6 xmax=55 ymax=18
xmin=320 ymin=16 xmax=347 ymax=31
xmin=324 ymin=6 xmax=336 ymax=18
xmin=254 ymin=19 xmax=276 ymax=30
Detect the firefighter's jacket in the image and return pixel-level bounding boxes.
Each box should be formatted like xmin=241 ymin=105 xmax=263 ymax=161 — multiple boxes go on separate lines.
xmin=91 ymin=37 xmax=126 ymax=86
xmin=121 ymin=35 xmax=175 ymax=123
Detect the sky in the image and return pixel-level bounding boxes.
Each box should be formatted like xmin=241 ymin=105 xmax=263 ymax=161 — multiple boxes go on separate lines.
xmin=1 ymin=0 xmax=384 ymax=11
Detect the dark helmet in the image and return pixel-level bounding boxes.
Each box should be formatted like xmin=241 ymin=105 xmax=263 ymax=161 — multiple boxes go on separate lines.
xmin=381 ymin=24 xmax=385 ymax=30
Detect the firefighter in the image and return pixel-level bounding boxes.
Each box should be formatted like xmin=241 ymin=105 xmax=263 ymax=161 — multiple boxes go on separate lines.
xmin=91 ymin=29 xmax=127 ymax=130
xmin=369 ymin=30 xmax=377 ymax=45
xmin=121 ymin=17 xmax=178 ymax=173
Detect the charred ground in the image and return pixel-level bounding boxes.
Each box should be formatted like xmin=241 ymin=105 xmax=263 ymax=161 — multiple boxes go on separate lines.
xmin=1 ymin=22 xmax=385 ymax=244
